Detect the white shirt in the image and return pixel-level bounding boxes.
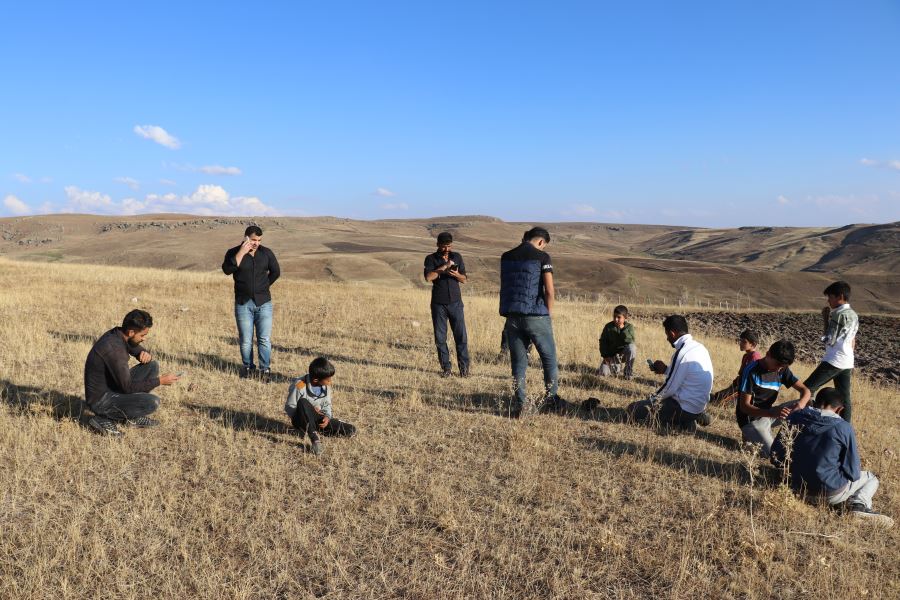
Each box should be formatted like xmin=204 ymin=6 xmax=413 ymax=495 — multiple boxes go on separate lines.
xmin=822 ymin=303 xmax=858 ymax=370
xmin=657 ymin=334 xmax=714 ymax=414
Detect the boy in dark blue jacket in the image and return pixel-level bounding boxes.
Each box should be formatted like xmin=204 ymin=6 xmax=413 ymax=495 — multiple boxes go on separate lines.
xmin=771 ymin=388 xmax=892 ymax=527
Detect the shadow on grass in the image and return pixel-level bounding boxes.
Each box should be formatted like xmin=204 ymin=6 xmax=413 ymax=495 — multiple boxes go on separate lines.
xmin=577 ymin=435 xmax=757 ymax=485
xmin=184 ymin=402 xmax=306 ymax=447
xmin=0 ymin=379 xmax=88 ymax=426
xmin=694 ymin=429 xmax=743 ymax=451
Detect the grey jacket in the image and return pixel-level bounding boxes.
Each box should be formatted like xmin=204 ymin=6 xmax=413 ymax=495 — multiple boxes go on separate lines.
xmin=285 ymin=374 xmax=333 ymax=419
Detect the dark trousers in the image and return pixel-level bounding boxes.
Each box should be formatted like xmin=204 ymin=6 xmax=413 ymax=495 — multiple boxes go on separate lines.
xmin=89 ymin=361 xmax=160 ymax=421
xmin=804 ymin=362 xmax=853 ymax=422
xmin=431 ymin=301 xmax=469 ymax=373
xmin=627 ymin=396 xmax=700 ymax=433
xmin=290 ymin=397 xmax=356 ymax=442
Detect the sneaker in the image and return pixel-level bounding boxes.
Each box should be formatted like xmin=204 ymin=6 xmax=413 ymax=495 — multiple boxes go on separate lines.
xmin=259 ymin=368 xmax=272 ymax=383
xmin=459 ymin=368 xmax=471 ymax=378
xmin=440 ymin=369 xmax=453 ymax=378
xmin=239 ymin=366 xmax=253 ymax=379
xmin=848 ymin=503 xmax=894 ymax=527
xmin=127 ymin=416 xmax=159 ymax=428
xmin=696 ymin=411 xmax=713 ymax=427
xmin=310 ymin=440 xmax=324 ymax=457
xmin=89 ymin=416 xmax=124 ymax=437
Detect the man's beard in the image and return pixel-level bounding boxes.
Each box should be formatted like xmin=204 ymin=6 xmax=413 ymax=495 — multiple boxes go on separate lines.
xmin=126 ymin=337 xmax=140 ymax=347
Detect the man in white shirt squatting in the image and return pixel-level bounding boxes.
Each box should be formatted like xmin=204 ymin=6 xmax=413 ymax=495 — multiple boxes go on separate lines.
xmin=627 ymin=315 xmax=714 ymax=433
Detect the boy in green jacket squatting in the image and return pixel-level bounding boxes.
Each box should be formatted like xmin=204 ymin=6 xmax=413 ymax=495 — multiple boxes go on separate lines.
xmin=599 ymin=305 xmax=637 ymax=380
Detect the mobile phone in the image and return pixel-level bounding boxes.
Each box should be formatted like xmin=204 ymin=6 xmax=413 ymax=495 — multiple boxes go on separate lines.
xmin=176 ymin=371 xmax=186 ymax=377
xmin=646 ymin=359 xmax=654 ymax=368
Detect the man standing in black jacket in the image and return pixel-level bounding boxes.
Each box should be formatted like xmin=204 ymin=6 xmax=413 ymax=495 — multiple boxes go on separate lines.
xmin=222 ymin=225 xmax=281 ymax=381
xmin=84 ymin=309 xmax=179 ymax=436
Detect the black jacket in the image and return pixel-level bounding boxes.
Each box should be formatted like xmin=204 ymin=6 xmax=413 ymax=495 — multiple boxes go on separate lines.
xmin=222 ymin=245 xmax=281 ymax=305
xmin=84 ymin=328 xmax=158 ymax=406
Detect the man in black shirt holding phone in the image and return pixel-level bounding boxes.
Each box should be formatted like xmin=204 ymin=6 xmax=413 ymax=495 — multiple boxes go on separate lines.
xmin=424 ymin=231 xmax=470 ymax=377
xmin=222 ymin=225 xmax=281 ymax=381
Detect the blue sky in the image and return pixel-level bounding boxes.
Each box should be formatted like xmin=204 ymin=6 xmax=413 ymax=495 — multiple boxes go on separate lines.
xmin=2 ymin=1 xmax=899 ymax=227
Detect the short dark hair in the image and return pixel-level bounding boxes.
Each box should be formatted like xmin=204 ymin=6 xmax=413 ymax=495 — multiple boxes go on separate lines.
xmin=613 ymin=305 xmax=629 ymax=318
xmin=739 ymin=329 xmax=759 ymax=345
xmin=767 ymin=339 xmax=795 ymax=365
xmin=122 ymin=309 xmax=153 ymax=332
xmin=662 ymin=314 xmax=688 ymax=335
xmin=813 ymin=387 xmax=845 ymax=409
xmin=308 ymin=356 xmax=336 ymax=381
xmin=437 ymin=231 xmax=453 ymax=245
xmin=823 ymin=281 xmax=850 ymax=301
xmin=523 ymin=227 xmax=550 ymax=243
xmin=245 ymin=225 xmax=263 ymax=237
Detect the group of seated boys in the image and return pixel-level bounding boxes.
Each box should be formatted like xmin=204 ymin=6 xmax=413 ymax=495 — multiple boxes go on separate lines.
xmin=595 ymin=282 xmax=891 ymax=526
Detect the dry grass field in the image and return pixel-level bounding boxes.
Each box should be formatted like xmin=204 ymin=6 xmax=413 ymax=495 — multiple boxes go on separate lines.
xmin=1 ymin=257 xmax=897 ymax=599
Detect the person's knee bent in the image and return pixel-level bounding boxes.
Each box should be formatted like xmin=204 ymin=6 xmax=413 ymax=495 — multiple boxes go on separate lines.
xmin=624 ymin=343 xmax=637 ymax=358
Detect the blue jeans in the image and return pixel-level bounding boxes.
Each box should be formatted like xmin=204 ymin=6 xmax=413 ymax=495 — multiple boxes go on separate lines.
xmin=235 ymin=300 xmax=273 ymax=370
xmin=505 ymin=315 xmax=558 ymax=410
xmin=431 ymin=301 xmax=470 ymax=373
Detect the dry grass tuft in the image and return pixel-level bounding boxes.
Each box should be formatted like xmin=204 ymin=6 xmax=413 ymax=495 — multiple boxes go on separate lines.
xmin=0 ymin=258 xmax=897 ymax=599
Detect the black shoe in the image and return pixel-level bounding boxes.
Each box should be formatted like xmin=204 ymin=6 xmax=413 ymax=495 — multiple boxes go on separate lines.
xmin=89 ymin=416 xmax=124 ymax=437
xmin=582 ymin=397 xmax=601 ymax=413
xmin=239 ymin=366 xmax=253 ymax=379
xmin=440 ymin=369 xmax=452 ymax=378
xmin=259 ymin=368 xmax=272 ymax=383
xmin=127 ymin=416 xmax=159 ymax=428
xmin=848 ymin=502 xmax=894 ymax=527
xmin=459 ymin=368 xmax=471 ymax=378
xmin=696 ymin=411 xmax=713 ymax=427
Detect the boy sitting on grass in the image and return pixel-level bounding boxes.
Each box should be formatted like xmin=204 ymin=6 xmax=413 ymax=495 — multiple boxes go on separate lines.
xmin=710 ymin=329 xmax=762 ymax=405
xmin=599 ymin=305 xmax=637 ymax=379
xmin=771 ymin=388 xmax=893 ymax=527
xmin=736 ymin=339 xmax=810 ymax=458
xmin=285 ymin=357 xmax=356 ymax=456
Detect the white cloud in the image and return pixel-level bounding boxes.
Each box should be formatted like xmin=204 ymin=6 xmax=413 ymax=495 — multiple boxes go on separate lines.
xmin=197 ymin=165 xmax=242 ymax=176
xmin=129 ymin=185 xmax=278 ymax=216
xmin=40 ymin=176 xmax=53 ymax=184
xmin=375 ymin=187 xmax=396 ymax=197
xmin=114 ymin=176 xmax=140 ymax=190
xmin=860 ymin=157 xmax=900 ymax=171
xmin=4 ymin=194 xmax=30 ymax=215
xmin=12 ymin=173 xmax=32 ymax=183
xmin=776 ymin=195 xmax=790 ymax=205
xmin=159 ymin=178 xmax=177 ymax=186
xmin=562 ymin=203 xmax=597 ymax=217
xmin=133 ymin=124 xmax=181 ymax=149
xmin=168 ymin=163 xmax=242 ymax=175
xmin=380 ymin=202 xmax=409 ymax=210
xmin=64 ymin=186 xmax=114 ymax=211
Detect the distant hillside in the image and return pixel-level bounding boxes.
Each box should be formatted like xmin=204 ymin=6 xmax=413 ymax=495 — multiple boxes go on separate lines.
xmin=639 ymin=222 xmax=900 ymax=274
xmin=1 ymin=214 xmax=898 ymax=313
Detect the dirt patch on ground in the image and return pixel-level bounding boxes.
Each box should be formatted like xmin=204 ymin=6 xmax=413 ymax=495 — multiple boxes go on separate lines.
xmin=642 ymin=310 xmax=900 ymax=386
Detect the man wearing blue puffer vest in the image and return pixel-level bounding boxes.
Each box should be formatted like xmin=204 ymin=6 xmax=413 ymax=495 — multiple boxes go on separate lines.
xmin=499 ymin=227 xmax=560 ymax=418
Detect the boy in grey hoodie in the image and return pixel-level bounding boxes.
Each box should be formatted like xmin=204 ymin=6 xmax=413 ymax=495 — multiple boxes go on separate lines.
xmin=285 ymin=357 xmax=356 ymax=456
xmin=771 ymin=388 xmax=892 ymax=527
